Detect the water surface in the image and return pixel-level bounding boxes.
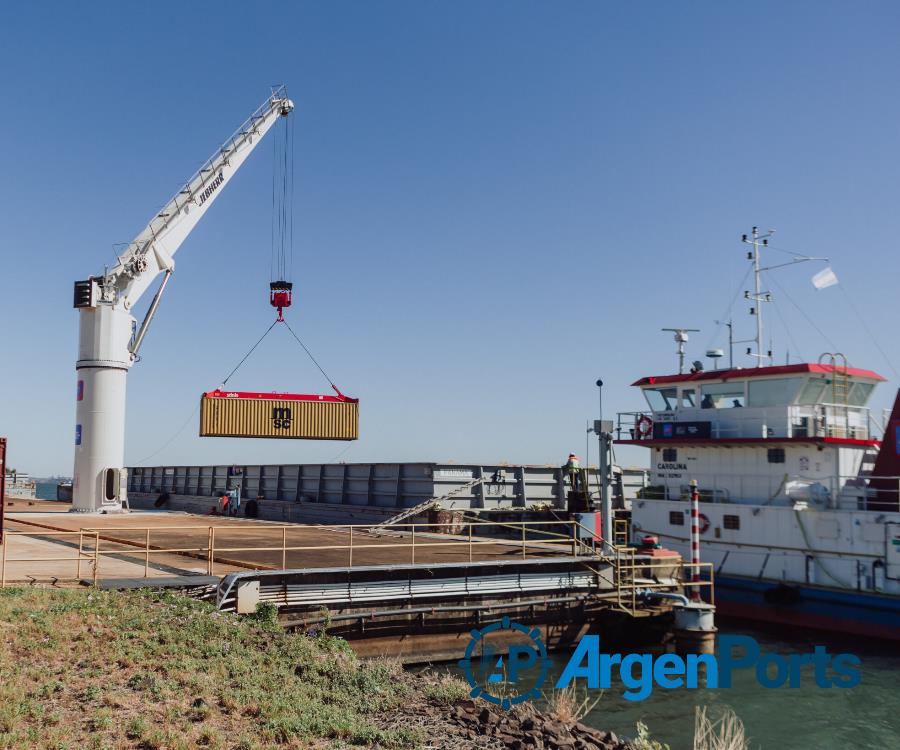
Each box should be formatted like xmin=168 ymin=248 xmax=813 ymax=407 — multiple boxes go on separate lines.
xmin=432 ymin=625 xmax=900 ymax=749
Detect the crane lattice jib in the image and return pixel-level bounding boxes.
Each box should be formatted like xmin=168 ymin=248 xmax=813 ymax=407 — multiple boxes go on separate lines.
xmin=100 ymin=86 xmax=293 ymax=309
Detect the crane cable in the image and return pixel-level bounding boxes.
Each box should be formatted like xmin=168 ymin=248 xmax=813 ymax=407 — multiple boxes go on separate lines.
xmin=220 ymin=321 xmax=278 ymax=386
xmin=270 ymin=114 xmax=294 ymax=283
xmin=134 ymin=317 xmax=339 ymax=464
xmin=282 ymin=319 xmax=343 ymax=397
xmin=216 ymin=317 xmax=343 ymax=396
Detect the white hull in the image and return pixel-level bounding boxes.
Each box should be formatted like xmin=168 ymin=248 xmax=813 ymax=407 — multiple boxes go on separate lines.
xmin=632 ymin=498 xmax=900 ymax=595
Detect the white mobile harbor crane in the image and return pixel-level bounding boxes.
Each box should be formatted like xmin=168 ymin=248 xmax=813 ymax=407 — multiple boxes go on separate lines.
xmin=72 ymin=88 xmax=294 ymax=512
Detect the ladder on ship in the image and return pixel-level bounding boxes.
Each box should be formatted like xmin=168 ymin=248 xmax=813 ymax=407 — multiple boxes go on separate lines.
xmin=370 ymin=477 xmax=485 ymax=530
xmin=820 ymin=352 xmax=850 ymax=437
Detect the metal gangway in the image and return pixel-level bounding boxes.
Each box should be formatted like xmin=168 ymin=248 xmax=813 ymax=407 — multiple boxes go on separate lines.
xmin=368 ymin=477 xmax=485 ymax=530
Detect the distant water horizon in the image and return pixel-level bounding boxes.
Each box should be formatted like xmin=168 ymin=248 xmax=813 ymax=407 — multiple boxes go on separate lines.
xmin=35 ymin=482 xmax=62 ymax=501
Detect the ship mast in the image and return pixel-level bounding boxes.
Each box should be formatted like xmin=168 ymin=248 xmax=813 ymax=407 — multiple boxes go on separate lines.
xmin=742 ymin=227 xmax=774 ymax=367
xmin=737 ymin=227 xmax=832 ymax=368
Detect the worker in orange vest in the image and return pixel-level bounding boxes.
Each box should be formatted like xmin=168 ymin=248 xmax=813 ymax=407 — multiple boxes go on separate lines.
xmin=566 ymin=453 xmax=582 ymax=492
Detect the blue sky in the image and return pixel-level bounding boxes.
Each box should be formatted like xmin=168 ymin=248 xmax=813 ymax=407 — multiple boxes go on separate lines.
xmin=2 ymin=1 xmax=900 ymax=476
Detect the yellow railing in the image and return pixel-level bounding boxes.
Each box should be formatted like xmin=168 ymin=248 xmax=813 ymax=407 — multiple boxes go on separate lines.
xmin=565 ymin=518 xmax=714 ymax=614
xmin=0 ymin=519 xmax=716 ymax=613
xmin=610 ymin=544 xmax=715 ymax=614
xmin=0 ymin=519 xmax=585 ymax=585
xmin=0 ymin=529 xmax=101 ymax=587
xmin=613 ymin=516 xmax=630 ymax=548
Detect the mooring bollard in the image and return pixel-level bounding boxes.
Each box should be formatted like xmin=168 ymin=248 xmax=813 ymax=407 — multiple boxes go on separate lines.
xmin=690 ymin=479 xmax=701 ymax=603
xmin=673 ymin=479 xmax=716 ymax=654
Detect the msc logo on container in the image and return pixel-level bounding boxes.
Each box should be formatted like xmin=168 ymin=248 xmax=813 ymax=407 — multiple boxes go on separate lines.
xmin=271 ymin=406 xmax=292 ymax=429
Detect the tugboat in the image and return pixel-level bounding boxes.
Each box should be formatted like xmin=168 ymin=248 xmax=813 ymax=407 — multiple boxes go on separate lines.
xmin=617 ymin=230 xmax=900 ymax=640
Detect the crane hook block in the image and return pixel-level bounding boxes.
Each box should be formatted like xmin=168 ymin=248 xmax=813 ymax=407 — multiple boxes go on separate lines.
xmin=269 ymin=281 xmax=293 ymax=322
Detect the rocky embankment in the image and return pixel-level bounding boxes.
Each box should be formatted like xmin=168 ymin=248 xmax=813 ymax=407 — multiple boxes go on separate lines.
xmin=381 ymin=690 xmax=635 ymax=750
xmin=448 ymin=700 xmax=633 ymax=750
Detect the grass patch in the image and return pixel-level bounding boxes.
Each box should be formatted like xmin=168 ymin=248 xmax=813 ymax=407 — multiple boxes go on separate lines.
xmin=422 ymin=674 xmax=469 ymax=704
xmin=0 ymin=588 xmax=419 ymax=748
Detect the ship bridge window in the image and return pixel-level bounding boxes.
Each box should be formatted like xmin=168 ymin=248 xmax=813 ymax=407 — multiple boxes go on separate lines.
xmin=798 ymin=379 xmax=827 ymax=405
xmin=748 ymin=378 xmax=800 ymax=407
xmin=798 ymin=378 xmax=875 ymax=406
xmin=681 ymin=389 xmax=696 ymax=408
xmin=644 ymin=387 xmax=678 ymax=411
xmin=700 ymin=382 xmax=746 ymax=409
xmin=847 ymin=382 xmax=874 ymax=406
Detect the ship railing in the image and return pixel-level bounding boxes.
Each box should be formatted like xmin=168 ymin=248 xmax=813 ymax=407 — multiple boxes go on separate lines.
xmin=615 ymin=411 xmax=650 ymax=440
xmin=636 ymin=472 xmax=900 ymax=511
xmin=835 ymin=474 xmax=900 ymax=511
xmin=616 ymin=404 xmax=874 ymax=441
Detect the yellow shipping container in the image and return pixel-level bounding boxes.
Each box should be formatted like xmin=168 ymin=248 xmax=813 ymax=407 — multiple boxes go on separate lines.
xmin=199 ymin=390 xmax=358 ymax=440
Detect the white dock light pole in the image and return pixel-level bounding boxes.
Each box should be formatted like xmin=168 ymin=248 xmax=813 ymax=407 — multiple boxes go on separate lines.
xmin=690 ymin=479 xmax=702 ymax=602
xmin=595 ymin=379 xmax=614 ymax=546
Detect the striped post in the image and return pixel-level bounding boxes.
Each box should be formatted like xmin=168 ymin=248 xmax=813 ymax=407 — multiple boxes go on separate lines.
xmin=689 ymin=479 xmax=701 ymax=602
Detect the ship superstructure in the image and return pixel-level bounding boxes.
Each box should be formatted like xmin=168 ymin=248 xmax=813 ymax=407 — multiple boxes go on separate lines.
xmin=619 ymin=359 xmax=900 ymax=638
xmin=617 ymin=230 xmax=900 ymax=639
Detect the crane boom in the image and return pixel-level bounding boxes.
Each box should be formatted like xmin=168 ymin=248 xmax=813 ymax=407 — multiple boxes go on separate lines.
xmin=100 ymin=88 xmax=293 ymax=310
xmin=72 ymin=88 xmax=293 ymax=512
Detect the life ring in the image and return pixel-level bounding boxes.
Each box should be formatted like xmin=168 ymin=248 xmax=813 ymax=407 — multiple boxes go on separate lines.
xmin=636 ymin=414 xmax=653 ymax=438
xmin=697 ymin=513 xmax=710 ymax=535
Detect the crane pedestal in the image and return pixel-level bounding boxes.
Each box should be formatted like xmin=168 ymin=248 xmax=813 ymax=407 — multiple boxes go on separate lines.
xmin=73 ymin=304 xmax=133 ymax=512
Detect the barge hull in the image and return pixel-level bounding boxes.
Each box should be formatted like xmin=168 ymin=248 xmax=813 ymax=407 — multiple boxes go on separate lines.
xmin=714 ymin=574 xmax=900 ymax=641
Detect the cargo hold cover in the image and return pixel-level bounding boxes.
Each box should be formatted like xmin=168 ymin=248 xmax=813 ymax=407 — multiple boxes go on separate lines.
xmin=199 ymin=390 xmax=359 ymax=441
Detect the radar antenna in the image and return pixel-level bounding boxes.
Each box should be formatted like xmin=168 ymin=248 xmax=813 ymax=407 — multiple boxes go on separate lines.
xmin=662 ymin=327 xmax=700 ymax=374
